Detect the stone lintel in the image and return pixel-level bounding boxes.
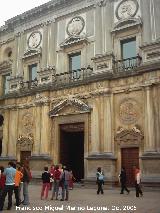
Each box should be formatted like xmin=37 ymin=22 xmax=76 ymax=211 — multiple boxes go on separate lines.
xmin=30 ymin=154 xmax=52 ymax=161
xmin=86 ymin=153 xmax=116 ymax=160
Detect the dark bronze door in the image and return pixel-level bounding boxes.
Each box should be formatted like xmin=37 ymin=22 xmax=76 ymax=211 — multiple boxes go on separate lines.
xmin=20 ymin=151 xmax=31 ymax=165
xmin=121 ymin=148 xmax=139 ymax=186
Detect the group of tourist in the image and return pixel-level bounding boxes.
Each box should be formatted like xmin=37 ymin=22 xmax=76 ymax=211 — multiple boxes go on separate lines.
xmin=0 ymin=161 xmax=31 ymax=211
xmin=41 ymin=164 xmax=75 ymax=201
xmin=0 ymin=161 xmax=143 ymax=211
xmin=96 ymin=165 xmax=143 ymax=197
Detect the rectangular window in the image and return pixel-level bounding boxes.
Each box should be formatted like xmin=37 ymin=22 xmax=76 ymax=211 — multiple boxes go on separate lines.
xmin=3 ymin=74 xmax=10 ymax=94
xmin=69 ymin=52 xmax=81 ymax=71
xmin=69 ymin=52 xmax=81 ymax=80
xmin=121 ymin=37 xmax=136 ymax=59
xmin=29 ymin=64 xmax=37 ymax=81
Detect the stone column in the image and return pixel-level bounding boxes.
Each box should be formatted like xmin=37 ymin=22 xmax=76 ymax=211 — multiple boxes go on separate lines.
xmin=95 ymin=5 xmax=102 ymax=54
xmin=40 ymin=104 xmax=50 ymax=155
xmin=12 ymin=34 xmax=19 ymax=76
xmin=103 ymin=94 xmax=113 ymax=153
xmin=8 ymin=109 xmax=18 ymax=157
xmin=41 ymin=24 xmax=48 ymax=68
xmin=90 ymin=98 xmax=100 ymax=154
xmin=1 ymin=110 xmax=9 ymax=157
xmin=33 ymin=105 xmax=41 ymax=155
xmin=47 ymin=21 xmax=57 ymax=66
xmin=17 ymin=33 xmax=25 ymax=75
xmin=141 ymin=0 xmax=152 ymax=43
xmin=144 ymin=86 xmax=156 ymax=152
xmin=103 ymin=2 xmax=113 ymax=52
xmin=154 ymin=85 xmax=160 ymax=152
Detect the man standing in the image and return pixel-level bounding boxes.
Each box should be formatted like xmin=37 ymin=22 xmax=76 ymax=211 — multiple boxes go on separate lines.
xmin=0 ymin=162 xmax=16 ymax=211
xmin=60 ymin=166 xmax=71 ymax=201
xmin=119 ymin=167 xmax=130 ymax=194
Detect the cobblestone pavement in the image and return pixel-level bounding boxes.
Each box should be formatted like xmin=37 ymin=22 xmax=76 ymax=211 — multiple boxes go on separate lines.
xmin=2 ymin=184 xmax=160 ymax=213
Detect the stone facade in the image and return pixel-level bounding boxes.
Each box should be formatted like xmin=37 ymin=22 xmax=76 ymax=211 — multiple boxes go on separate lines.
xmin=0 ymin=0 xmax=160 ymax=186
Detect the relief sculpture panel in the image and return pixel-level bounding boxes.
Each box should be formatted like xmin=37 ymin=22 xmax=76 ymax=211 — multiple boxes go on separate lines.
xmin=119 ymin=98 xmax=140 ymax=125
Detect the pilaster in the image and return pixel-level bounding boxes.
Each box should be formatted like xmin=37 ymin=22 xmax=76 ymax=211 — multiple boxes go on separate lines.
xmin=1 ymin=110 xmax=9 ymax=157
xmin=103 ymin=94 xmax=113 ymax=153
xmin=94 ymin=5 xmax=102 ymax=54
xmin=144 ymin=86 xmax=156 ymax=152
xmin=41 ymin=24 xmax=48 ymax=68
xmin=8 ymin=109 xmax=18 ymax=157
xmin=40 ymin=104 xmax=50 ymax=155
xmin=90 ymin=98 xmax=100 ymax=154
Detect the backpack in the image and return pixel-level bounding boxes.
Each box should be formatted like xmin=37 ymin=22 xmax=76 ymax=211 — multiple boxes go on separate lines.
xmin=97 ymin=172 xmax=104 ymax=181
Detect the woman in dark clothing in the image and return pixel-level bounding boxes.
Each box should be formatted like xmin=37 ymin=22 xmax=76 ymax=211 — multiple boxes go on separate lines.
xmin=119 ymin=167 xmax=130 ymax=194
xmin=41 ymin=167 xmax=51 ymax=200
xmin=96 ymin=167 xmax=104 ymax=195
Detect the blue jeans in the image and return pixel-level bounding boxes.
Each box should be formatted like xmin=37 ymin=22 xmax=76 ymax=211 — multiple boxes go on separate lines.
xmin=0 ymin=185 xmax=14 ymax=210
xmin=23 ymin=182 xmax=29 ymax=205
xmin=61 ymin=181 xmax=69 ymax=200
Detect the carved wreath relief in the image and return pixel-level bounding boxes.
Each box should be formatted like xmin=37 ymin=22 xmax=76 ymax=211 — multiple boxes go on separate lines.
xmin=22 ymin=113 xmax=34 ymax=134
xmin=67 ymin=16 xmax=85 ymax=36
xmin=27 ymin=31 xmax=42 ymax=49
xmin=116 ymin=0 xmax=139 ymax=20
xmin=119 ymin=99 xmax=140 ymax=124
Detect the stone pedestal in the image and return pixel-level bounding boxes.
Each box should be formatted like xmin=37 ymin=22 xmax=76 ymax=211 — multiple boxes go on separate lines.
xmin=86 ymin=153 xmax=117 ymax=185
xmin=140 ymin=152 xmax=160 ymax=186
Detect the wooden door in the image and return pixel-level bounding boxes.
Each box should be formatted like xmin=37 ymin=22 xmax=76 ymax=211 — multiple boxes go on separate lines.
xmin=20 ymin=151 xmax=31 ymax=165
xmin=121 ymin=148 xmax=139 ymax=186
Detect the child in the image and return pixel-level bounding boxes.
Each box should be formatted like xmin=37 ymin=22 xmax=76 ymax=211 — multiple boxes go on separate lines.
xmin=41 ymin=167 xmax=51 ymax=200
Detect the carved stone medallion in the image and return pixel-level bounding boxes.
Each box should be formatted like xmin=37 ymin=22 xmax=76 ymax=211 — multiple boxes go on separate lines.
xmin=66 ymin=16 xmax=85 ymax=36
xmin=119 ymin=99 xmax=140 ymax=124
xmin=22 ymin=113 xmax=34 ymax=134
xmin=116 ymin=0 xmax=139 ymax=20
xmin=27 ymin=31 xmax=42 ymax=49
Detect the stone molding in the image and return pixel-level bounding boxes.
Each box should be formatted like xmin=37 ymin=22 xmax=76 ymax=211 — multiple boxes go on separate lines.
xmin=115 ymin=126 xmax=144 ymax=147
xmin=17 ymin=134 xmax=33 ymax=151
xmin=0 ymin=0 xmax=95 ymax=35
xmin=60 ymin=35 xmax=89 ymax=49
xmin=0 ymin=60 xmax=12 ymax=73
xmin=49 ymin=97 xmax=92 ymax=117
xmin=112 ymin=17 xmax=142 ymax=33
xmin=140 ymin=152 xmax=160 ymax=160
xmin=86 ymin=153 xmax=116 ymax=160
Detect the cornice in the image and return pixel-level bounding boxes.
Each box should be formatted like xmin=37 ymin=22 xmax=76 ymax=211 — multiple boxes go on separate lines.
xmin=0 ymin=0 xmax=96 ymax=36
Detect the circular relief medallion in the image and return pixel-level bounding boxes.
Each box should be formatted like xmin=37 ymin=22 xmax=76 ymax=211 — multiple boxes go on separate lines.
xmin=119 ymin=99 xmax=140 ymax=124
xmin=22 ymin=113 xmax=34 ymax=134
xmin=116 ymin=0 xmax=139 ymax=20
xmin=67 ymin=16 xmax=85 ymax=36
xmin=27 ymin=31 xmax=42 ymax=49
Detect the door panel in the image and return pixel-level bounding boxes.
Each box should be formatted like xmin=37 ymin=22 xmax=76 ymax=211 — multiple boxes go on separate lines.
xmin=121 ymin=148 xmax=139 ymax=186
xmin=20 ymin=151 xmax=31 ymax=165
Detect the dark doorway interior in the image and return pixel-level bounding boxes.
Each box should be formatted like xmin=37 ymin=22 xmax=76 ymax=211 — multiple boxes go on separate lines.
xmin=20 ymin=151 xmax=31 ymax=165
xmin=60 ymin=123 xmax=84 ymax=182
xmin=121 ymin=147 xmax=139 ymax=186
